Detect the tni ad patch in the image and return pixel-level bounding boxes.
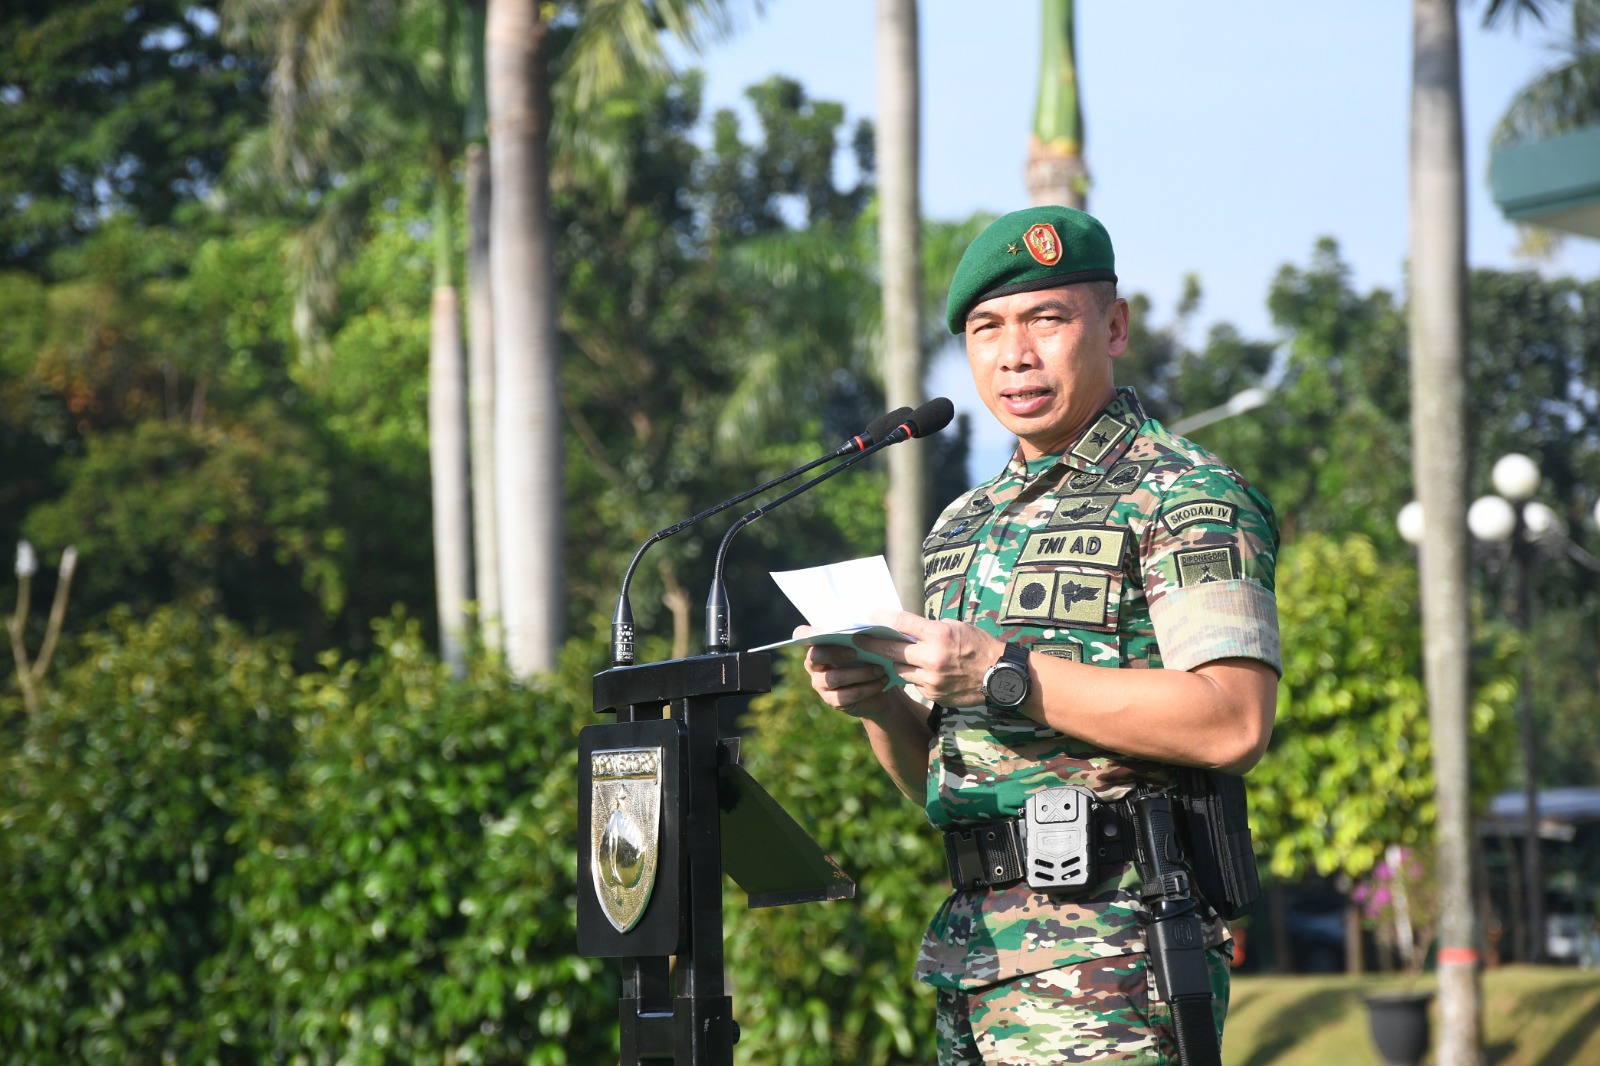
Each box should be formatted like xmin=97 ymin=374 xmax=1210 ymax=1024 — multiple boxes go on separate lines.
xmin=1018 ymin=527 xmax=1127 ymax=570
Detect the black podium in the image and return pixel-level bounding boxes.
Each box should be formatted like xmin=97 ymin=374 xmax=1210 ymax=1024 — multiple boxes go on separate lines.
xmin=577 ymin=650 xmax=856 ymax=1065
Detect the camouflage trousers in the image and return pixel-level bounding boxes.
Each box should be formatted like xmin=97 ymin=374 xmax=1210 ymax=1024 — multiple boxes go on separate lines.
xmin=934 ymin=947 xmax=1230 ymax=1065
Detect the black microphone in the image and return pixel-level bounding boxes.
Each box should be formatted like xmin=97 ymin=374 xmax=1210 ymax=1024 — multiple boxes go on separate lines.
xmin=703 ymin=396 xmax=955 ymax=652
xmin=610 ymin=406 xmax=914 ymax=666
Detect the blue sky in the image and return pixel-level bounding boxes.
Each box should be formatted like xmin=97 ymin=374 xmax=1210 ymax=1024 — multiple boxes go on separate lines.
xmin=682 ymin=1 xmax=1598 ymax=473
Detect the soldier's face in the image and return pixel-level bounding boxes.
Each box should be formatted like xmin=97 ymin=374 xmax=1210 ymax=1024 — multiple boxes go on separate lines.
xmin=963 ymin=285 xmax=1129 ymax=460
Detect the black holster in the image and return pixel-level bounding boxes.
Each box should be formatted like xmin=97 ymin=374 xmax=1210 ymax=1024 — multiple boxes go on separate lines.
xmin=1132 ymin=792 xmax=1222 ymax=1066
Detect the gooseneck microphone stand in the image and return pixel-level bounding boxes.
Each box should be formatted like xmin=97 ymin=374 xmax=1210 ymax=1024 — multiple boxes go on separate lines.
xmin=704 ymin=397 xmax=954 ymax=652
xmin=609 ymin=408 xmax=911 ymax=666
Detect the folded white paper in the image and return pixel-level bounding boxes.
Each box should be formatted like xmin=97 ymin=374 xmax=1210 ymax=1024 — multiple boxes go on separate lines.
xmin=752 ymin=556 xmax=913 ymax=688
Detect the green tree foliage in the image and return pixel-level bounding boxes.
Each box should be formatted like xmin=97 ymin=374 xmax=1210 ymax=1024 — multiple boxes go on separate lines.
xmin=0 ymin=606 xmax=299 ymax=1062
xmin=553 ymin=71 xmax=904 ymax=653
xmin=0 ymin=0 xmax=262 ymax=272
xmin=1248 ymin=534 xmax=1519 ymax=885
xmin=1178 ymin=239 xmax=1413 ymax=545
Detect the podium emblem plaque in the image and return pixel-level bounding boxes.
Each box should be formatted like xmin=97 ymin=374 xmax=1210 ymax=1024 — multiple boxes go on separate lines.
xmin=590 ymin=746 xmax=663 ymax=933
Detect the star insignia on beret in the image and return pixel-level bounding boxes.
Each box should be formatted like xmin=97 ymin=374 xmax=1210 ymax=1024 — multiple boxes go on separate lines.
xmin=1006 ymin=242 xmax=1020 ymax=255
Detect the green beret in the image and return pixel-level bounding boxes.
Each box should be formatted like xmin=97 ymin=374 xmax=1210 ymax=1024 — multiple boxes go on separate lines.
xmin=945 ymin=205 xmax=1117 ymax=334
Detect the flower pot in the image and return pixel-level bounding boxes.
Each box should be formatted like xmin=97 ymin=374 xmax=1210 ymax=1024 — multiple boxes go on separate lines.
xmin=1364 ymin=990 xmax=1433 ymax=1066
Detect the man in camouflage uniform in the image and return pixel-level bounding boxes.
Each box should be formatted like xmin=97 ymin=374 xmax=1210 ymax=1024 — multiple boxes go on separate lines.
xmin=798 ymin=205 xmax=1280 ymax=1065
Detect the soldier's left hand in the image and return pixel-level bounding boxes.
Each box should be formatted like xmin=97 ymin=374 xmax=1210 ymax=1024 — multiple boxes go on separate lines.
xmin=852 ymin=610 xmax=1006 ymax=708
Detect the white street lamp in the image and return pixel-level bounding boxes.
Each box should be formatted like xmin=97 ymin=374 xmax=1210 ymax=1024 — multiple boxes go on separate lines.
xmin=1491 ymin=453 xmax=1541 ymax=502
xmin=1466 ymin=495 xmax=1517 ymax=543
xmin=1400 ymin=452 xmax=1600 ymax=966
xmin=1397 ymin=500 xmax=1426 ymax=546
xmin=1169 ymin=386 xmax=1271 ymax=437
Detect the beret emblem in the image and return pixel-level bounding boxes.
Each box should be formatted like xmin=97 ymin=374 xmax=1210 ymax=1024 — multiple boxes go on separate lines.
xmin=1023 ymin=223 xmax=1062 ymax=266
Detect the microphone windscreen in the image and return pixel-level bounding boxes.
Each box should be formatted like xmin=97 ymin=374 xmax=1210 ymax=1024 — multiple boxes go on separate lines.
xmin=907 ymin=396 xmax=955 ymax=438
xmin=865 ymin=406 xmax=914 ymax=445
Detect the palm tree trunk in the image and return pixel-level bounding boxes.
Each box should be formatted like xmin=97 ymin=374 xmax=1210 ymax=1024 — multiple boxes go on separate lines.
xmin=463 ymin=0 xmax=500 ymax=651
xmin=1409 ymin=2 xmax=1481 ymax=1062
xmin=429 ymin=176 xmax=473 ymax=675
xmin=487 ymin=0 xmax=563 ymax=676
xmin=465 ymin=143 xmax=500 ymax=652
xmin=877 ymin=0 xmax=927 ymax=612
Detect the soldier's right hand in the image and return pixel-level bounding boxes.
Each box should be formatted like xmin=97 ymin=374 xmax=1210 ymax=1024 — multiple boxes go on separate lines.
xmin=796 ymin=625 xmax=893 ymax=721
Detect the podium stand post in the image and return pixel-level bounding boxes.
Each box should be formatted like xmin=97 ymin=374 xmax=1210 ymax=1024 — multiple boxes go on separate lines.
xmin=577 ymin=651 xmax=853 ymax=1065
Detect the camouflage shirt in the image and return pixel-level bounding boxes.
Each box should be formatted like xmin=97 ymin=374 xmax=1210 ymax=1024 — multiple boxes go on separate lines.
xmin=915 ymin=387 xmax=1280 ymax=991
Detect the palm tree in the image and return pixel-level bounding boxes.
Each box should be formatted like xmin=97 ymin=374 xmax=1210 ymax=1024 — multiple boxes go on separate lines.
xmin=877 ymin=0 xmax=927 ymax=611
xmin=222 ymin=0 xmax=475 ymax=672
xmin=462 ymin=0 xmax=501 ymax=651
xmin=487 ymin=0 xmax=743 ymax=676
xmin=1495 ymin=0 xmax=1600 ymax=145
xmin=484 ymin=1 xmax=559 ymax=678
xmin=1408 ymin=2 xmax=1553 ymax=1060
xmin=1026 ymin=0 xmax=1088 ymax=210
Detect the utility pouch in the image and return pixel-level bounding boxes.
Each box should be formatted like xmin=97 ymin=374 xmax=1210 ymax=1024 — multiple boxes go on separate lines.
xmin=1023 ymin=785 xmax=1095 ymax=890
xmin=1175 ymin=767 xmax=1261 ymax=920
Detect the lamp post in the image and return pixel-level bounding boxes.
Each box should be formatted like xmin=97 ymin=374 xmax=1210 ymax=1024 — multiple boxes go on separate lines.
xmin=1467 ymin=454 xmax=1547 ymax=963
xmin=1169 ymin=386 xmax=1271 ymax=437
xmin=1401 ymin=454 xmax=1600 ymax=966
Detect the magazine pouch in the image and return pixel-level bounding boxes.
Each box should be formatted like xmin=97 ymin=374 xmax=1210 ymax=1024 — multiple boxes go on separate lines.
xmin=1175 ymin=767 xmax=1261 ymax=921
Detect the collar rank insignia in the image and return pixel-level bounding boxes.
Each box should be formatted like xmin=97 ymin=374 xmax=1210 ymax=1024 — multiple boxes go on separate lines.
xmin=1023 ymin=222 xmax=1062 ymax=266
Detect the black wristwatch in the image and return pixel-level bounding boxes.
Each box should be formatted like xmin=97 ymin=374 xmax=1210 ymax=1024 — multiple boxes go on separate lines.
xmin=982 ymin=641 xmax=1031 ymax=711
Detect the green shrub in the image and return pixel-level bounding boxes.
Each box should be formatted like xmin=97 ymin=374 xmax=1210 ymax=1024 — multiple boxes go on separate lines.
xmin=0 ymin=605 xmax=299 ymax=1063
xmin=216 ymin=615 xmax=618 ymax=1065
xmin=723 ymin=650 xmax=944 ymax=1065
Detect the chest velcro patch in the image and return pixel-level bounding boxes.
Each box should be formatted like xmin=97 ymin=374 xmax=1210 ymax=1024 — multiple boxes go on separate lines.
xmin=1018 ymin=527 xmax=1127 ymax=570
xmin=924 ymin=543 xmax=978 ymax=587
xmin=1047 ymin=494 xmax=1119 ymax=527
xmin=1001 ymin=571 xmax=1112 ymax=629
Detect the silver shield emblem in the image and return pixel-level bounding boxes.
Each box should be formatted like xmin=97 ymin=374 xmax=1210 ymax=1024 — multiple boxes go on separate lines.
xmin=589 ymin=746 xmax=663 ymax=933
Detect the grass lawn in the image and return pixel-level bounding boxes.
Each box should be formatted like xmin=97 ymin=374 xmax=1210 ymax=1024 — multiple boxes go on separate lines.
xmin=1224 ymin=965 xmax=1600 ymax=1065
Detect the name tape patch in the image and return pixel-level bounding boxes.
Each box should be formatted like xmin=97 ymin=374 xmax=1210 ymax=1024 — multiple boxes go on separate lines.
xmin=924 ymin=543 xmax=978 ymax=585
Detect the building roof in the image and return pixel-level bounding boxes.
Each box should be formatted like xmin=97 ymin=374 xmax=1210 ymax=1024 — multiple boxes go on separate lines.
xmin=1489 ymin=124 xmax=1600 ymax=240
xmin=1481 ymin=787 xmax=1600 ymax=841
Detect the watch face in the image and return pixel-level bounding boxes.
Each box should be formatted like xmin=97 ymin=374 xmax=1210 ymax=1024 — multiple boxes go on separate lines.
xmin=987 ymin=666 xmax=1028 ymax=707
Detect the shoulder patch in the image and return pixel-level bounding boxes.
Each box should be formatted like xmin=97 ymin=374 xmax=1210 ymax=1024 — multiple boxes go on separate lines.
xmin=1174 ymin=546 xmax=1240 ymax=587
xmin=1161 ymin=500 xmax=1238 ymax=534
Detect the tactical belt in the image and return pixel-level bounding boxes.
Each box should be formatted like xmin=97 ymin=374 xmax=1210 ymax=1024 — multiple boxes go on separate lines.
xmin=943 ymin=798 xmax=1136 ymax=891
